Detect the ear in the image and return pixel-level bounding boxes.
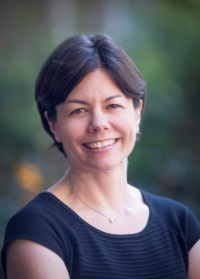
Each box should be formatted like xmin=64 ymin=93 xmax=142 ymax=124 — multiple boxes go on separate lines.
xmin=135 ymin=100 xmax=143 ymax=133
xmin=44 ymin=111 xmax=61 ymax=143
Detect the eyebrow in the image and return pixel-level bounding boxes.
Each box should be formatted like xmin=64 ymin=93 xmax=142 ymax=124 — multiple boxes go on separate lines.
xmin=105 ymin=95 xmax=123 ymax=102
xmin=66 ymin=94 xmax=123 ymax=105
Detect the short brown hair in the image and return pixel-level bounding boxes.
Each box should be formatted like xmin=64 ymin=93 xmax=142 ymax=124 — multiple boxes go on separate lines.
xmin=35 ymin=34 xmax=147 ymax=156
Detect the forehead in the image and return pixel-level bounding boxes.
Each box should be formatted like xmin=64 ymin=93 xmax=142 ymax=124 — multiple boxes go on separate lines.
xmin=66 ymin=69 xmax=125 ymax=101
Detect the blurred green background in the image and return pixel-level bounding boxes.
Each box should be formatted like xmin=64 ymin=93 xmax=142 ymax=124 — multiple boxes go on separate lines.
xmin=1 ymin=0 xmax=200 ymax=277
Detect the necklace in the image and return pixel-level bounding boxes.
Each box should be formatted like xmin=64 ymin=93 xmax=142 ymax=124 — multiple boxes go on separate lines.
xmin=70 ymin=188 xmax=131 ymax=223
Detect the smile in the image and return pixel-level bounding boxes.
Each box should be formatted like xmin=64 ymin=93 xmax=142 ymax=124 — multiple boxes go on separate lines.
xmin=84 ymin=139 xmax=116 ymax=149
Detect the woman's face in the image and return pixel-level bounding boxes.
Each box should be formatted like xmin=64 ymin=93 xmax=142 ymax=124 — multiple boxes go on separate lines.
xmin=47 ymin=69 xmax=142 ymax=172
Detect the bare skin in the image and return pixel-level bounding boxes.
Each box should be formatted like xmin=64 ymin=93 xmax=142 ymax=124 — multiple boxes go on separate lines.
xmin=48 ymin=178 xmax=150 ymax=235
xmin=188 ymin=239 xmax=200 ymax=279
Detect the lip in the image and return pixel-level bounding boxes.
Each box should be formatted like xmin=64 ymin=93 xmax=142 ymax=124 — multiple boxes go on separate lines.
xmin=83 ymin=138 xmax=118 ymax=150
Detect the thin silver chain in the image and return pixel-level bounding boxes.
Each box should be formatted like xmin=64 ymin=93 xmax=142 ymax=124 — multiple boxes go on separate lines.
xmin=70 ymin=189 xmax=131 ymax=223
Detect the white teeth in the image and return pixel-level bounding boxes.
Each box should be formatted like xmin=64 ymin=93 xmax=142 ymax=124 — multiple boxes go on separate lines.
xmin=86 ymin=139 xmax=115 ymax=149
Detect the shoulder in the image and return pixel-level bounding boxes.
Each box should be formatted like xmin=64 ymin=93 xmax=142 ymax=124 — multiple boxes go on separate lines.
xmin=141 ymin=189 xmax=200 ymax=250
xmin=4 ymin=192 xmax=79 ymax=242
xmin=141 ymin=189 xmax=195 ymax=217
xmin=2 ymin=192 xmax=77 ymax=269
xmin=7 ymin=191 xmax=77 ymax=225
xmin=5 ymin=193 xmax=61 ymax=237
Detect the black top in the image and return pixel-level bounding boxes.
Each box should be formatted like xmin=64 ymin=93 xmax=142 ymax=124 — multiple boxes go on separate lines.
xmin=1 ymin=190 xmax=200 ymax=279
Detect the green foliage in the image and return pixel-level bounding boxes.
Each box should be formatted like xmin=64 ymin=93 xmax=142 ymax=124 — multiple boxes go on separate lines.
xmin=127 ymin=0 xmax=200 ymax=214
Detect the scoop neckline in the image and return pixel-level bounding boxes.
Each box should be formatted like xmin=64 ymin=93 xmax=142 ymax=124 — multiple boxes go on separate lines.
xmin=42 ymin=189 xmax=153 ymax=238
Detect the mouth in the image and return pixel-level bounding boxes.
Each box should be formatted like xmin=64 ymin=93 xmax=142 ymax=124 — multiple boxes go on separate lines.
xmin=84 ymin=139 xmax=117 ymax=149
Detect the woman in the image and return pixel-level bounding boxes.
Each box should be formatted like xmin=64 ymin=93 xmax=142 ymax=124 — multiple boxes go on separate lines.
xmin=1 ymin=34 xmax=200 ymax=279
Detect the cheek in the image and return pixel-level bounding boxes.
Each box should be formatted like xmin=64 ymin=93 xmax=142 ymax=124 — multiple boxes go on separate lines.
xmin=58 ymin=120 xmax=86 ymax=146
xmin=57 ymin=122 xmax=75 ymax=144
xmin=120 ymin=112 xmax=138 ymax=134
xmin=119 ymin=123 xmax=136 ymax=145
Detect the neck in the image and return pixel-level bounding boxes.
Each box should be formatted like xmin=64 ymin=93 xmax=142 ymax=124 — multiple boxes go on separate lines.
xmin=64 ymin=159 xmax=129 ymax=210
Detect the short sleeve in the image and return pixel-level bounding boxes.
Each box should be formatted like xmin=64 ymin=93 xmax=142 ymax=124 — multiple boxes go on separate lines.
xmin=183 ymin=207 xmax=200 ymax=250
xmin=1 ymin=204 xmax=69 ymax=276
xmin=142 ymin=190 xmax=200 ymax=252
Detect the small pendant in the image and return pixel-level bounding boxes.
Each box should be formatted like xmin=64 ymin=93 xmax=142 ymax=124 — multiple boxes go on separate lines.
xmin=110 ymin=218 xmax=115 ymax=223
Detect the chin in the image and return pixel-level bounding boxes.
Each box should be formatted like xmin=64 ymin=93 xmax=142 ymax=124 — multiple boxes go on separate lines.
xmin=87 ymin=159 xmax=125 ymax=173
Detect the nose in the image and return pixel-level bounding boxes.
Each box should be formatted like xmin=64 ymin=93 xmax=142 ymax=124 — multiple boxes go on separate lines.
xmin=88 ymin=112 xmax=110 ymax=133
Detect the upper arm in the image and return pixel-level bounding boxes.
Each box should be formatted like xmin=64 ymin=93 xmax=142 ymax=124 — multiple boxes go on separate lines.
xmin=188 ymin=239 xmax=200 ymax=279
xmin=6 ymin=239 xmax=70 ymax=279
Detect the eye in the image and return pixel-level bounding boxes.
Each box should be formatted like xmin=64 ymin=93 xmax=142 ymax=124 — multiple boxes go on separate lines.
xmin=106 ymin=104 xmax=120 ymax=110
xmin=70 ymin=108 xmax=87 ymax=115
